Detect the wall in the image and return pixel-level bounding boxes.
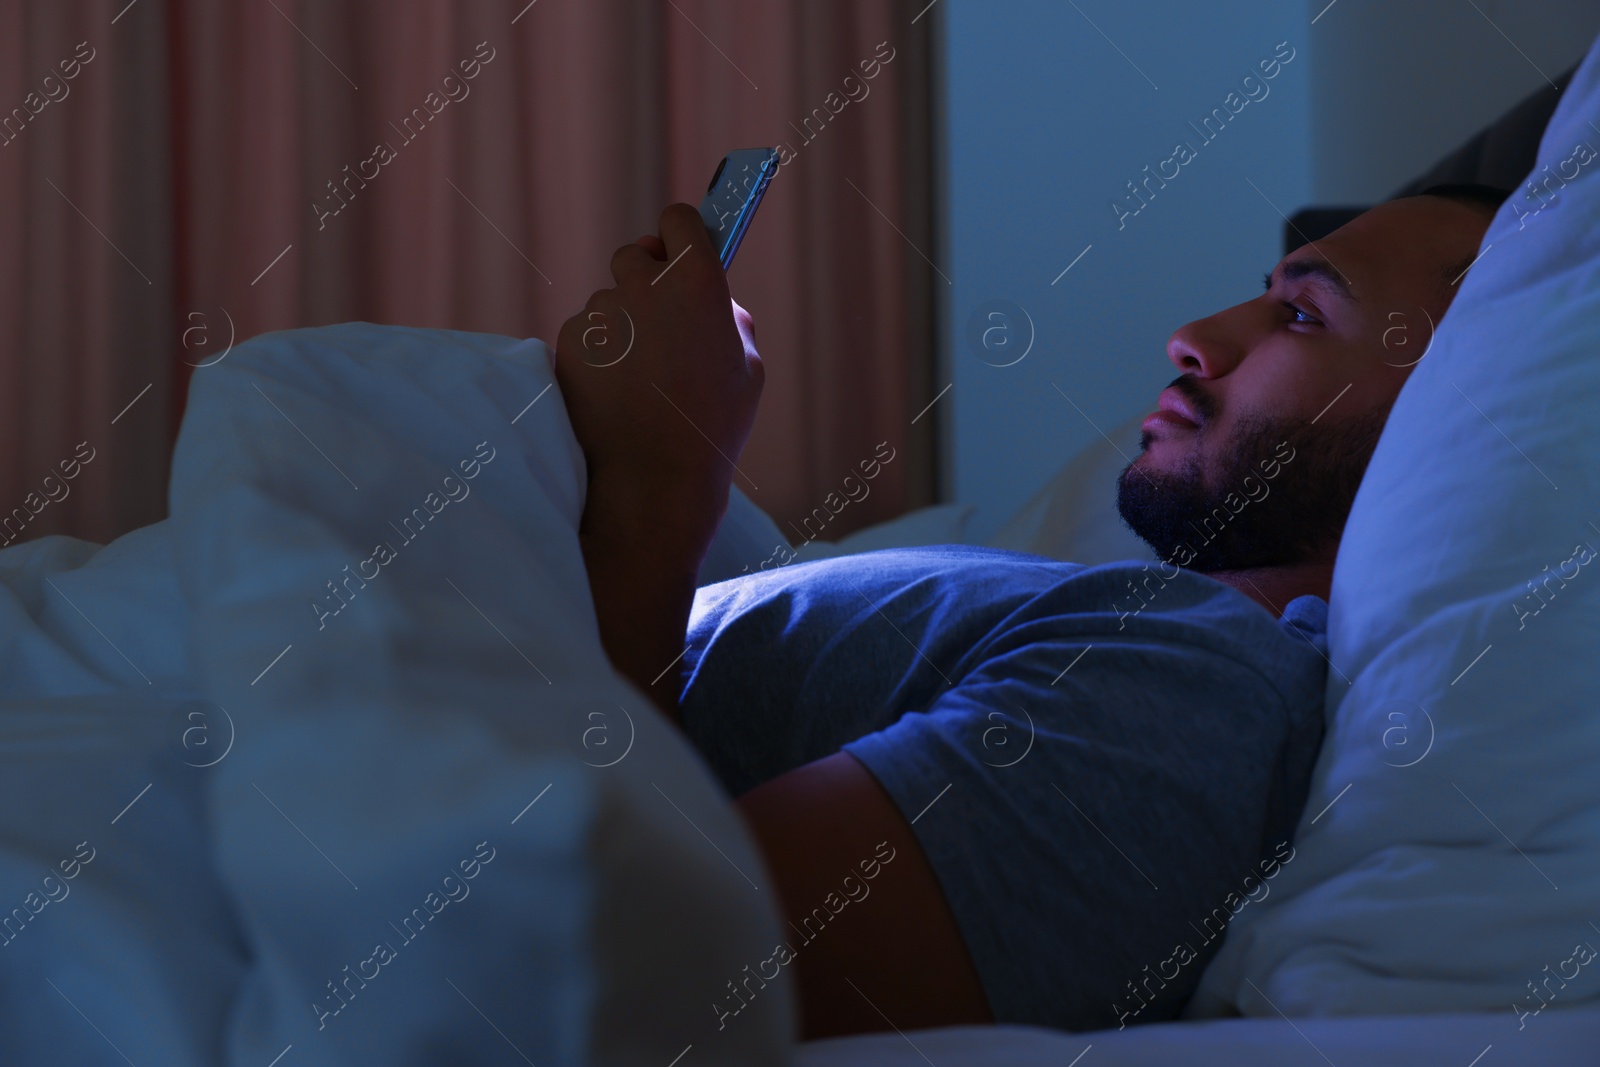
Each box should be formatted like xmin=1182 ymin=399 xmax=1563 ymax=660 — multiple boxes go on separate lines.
xmin=938 ymin=0 xmax=1312 ymax=539
xmin=1308 ymin=0 xmax=1600 ymax=203
xmin=937 ymin=0 xmax=1599 ymax=538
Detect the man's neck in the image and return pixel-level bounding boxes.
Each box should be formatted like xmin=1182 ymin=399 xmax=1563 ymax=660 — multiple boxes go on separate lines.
xmin=1202 ymin=558 xmax=1334 ymax=617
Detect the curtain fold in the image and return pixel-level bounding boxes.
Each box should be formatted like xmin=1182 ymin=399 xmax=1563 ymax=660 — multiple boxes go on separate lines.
xmin=2 ymin=0 xmax=937 ymax=546
xmin=0 ymin=1 xmax=173 ymax=546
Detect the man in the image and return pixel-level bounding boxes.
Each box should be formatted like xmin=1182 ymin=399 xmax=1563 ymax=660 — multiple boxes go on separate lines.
xmin=552 ymin=185 xmax=1502 ymax=1040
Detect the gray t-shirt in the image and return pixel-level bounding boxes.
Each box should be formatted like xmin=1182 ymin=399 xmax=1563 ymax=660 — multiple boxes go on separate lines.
xmin=678 ymin=545 xmax=1327 ymax=1032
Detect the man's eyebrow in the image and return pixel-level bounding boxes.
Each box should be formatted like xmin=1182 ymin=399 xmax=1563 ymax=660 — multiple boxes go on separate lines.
xmin=1264 ymin=258 xmax=1359 ymax=305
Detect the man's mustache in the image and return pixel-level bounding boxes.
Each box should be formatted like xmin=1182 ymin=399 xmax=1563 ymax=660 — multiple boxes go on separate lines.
xmin=1166 ymin=375 xmax=1219 ymax=424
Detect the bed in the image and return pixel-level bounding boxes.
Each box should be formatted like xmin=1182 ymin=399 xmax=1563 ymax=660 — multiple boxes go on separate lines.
xmin=0 ymin=31 xmax=1596 ymax=1067
xmin=797 ymin=1006 xmax=1600 ymax=1066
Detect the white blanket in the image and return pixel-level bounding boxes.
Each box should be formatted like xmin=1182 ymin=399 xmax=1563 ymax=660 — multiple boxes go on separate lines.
xmin=0 ymin=324 xmax=791 ymax=1065
xmin=798 ymin=1005 xmax=1600 ymax=1066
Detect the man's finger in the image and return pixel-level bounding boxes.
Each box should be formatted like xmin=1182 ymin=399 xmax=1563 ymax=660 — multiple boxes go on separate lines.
xmin=731 ymin=298 xmax=756 ymax=342
xmin=610 ymin=242 xmax=660 ymax=285
xmin=635 ymin=234 xmax=667 ymax=259
xmin=658 ymin=202 xmax=716 ymax=266
xmin=553 ymin=312 xmax=588 ymax=372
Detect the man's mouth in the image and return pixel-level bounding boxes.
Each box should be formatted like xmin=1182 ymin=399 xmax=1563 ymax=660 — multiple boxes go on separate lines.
xmin=1142 ymin=386 xmax=1203 ymax=433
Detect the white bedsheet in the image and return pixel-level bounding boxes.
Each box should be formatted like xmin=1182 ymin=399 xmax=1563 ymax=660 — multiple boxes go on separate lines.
xmin=798 ymin=1006 xmax=1600 ymax=1066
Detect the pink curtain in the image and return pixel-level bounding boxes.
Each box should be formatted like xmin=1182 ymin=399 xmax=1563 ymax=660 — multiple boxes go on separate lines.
xmin=1 ymin=0 xmax=937 ymax=546
xmin=0 ymin=1 xmax=175 ymax=546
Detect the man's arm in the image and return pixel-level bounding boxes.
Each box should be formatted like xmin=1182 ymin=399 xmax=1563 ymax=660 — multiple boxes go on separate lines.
xmin=737 ymin=750 xmax=994 ymax=1038
xmin=553 ymin=204 xmax=992 ymax=1038
xmin=554 ymin=207 xmax=754 ymax=721
xmin=576 ymin=474 xmax=715 ymax=722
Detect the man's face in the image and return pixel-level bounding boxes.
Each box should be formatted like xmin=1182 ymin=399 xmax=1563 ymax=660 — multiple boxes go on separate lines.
xmin=1116 ymin=196 xmax=1492 ymax=572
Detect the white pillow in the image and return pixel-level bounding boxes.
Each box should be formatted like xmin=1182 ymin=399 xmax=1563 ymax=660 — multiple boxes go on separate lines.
xmin=699 ymin=485 xmax=797 ymax=585
xmin=983 ymin=411 xmax=1155 ymax=565
xmin=701 ymin=485 xmax=978 ymax=581
xmin=702 ymin=409 xmax=1152 ymax=582
xmin=1190 ymin=33 xmax=1600 ymax=1020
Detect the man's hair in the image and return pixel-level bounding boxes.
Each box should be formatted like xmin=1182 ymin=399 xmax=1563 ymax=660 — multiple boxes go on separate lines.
xmin=1413 ymin=182 xmax=1512 ymax=217
xmin=1408 ymin=183 xmax=1510 ymax=287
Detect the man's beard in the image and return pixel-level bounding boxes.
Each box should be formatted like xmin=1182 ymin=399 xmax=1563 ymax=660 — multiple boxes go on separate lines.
xmin=1114 ymin=405 xmax=1390 ymax=573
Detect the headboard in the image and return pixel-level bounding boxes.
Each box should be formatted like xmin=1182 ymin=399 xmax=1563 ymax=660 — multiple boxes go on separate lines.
xmin=1284 ymin=64 xmax=1577 ymax=253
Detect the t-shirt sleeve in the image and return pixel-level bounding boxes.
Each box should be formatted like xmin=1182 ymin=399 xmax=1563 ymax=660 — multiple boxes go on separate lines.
xmin=679 ymin=549 xmax=1327 ymax=1031
xmin=841 ymin=614 xmax=1321 ymax=1032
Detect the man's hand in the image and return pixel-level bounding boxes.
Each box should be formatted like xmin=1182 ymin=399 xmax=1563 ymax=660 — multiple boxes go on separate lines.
xmin=551 ymin=213 xmax=991 ymax=1040
xmin=554 ymin=203 xmax=764 ymax=560
xmin=553 ymin=203 xmax=764 ymax=718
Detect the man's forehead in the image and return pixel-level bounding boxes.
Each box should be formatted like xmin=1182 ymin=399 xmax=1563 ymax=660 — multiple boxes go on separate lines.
xmin=1304 ymin=197 xmax=1480 ymax=297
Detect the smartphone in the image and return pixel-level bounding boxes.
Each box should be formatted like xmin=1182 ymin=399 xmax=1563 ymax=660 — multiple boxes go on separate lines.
xmin=698 ymin=148 xmax=779 ymax=269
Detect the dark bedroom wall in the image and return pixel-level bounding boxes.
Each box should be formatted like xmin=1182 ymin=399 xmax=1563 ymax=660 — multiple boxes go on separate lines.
xmin=1308 ymin=0 xmax=1600 ymax=203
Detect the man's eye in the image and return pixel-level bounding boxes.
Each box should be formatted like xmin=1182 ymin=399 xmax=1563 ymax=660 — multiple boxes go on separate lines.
xmin=1282 ymin=301 xmax=1319 ymax=326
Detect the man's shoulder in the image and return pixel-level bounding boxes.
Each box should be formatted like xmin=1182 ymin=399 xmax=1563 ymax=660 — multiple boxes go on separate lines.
xmin=702 ymin=543 xmax=1327 ymax=655
xmin=980 ymin=558 xmax=1330 ymax=704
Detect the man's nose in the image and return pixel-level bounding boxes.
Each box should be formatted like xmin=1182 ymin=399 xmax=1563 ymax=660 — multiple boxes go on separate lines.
xmin=1166 ymin=310 xmax=1250 ymax=379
